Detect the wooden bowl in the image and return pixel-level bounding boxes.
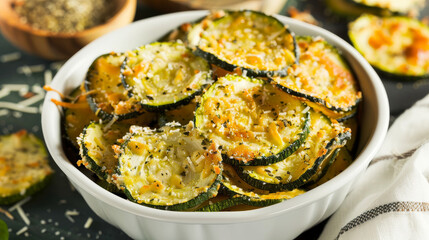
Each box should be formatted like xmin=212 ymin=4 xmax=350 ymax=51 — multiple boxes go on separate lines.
xmin=0 ymin=0 xmax=136 ymax=60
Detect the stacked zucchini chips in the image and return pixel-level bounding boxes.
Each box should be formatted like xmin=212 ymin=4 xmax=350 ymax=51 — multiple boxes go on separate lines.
xmin=60 ymin=10 xmax=362 ymax=211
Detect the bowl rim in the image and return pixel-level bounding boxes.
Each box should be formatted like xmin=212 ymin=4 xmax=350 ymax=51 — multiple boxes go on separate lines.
xmin=42 ymin=10 xmax=389 ymax=224
xmin=0 ymin=0 xmax=136 ymax=37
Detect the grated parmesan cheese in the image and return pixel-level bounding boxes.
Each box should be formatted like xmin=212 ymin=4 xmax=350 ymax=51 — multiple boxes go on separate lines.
xmin=17 ymin=64 xmax=45 ymax=76
xmin=0 ymin=101 xmax=39 ymax=113
xmin=84 ymin=217 xmax=93 ymax=229
xmin=8 ymin=197 xmax=31 ymax=212
xmin=44 ymin=70 xmax=53 ymax=85
xmin=17 ymin=206 xmax=30 ymax=225
xmin=0 ymin=109 xmax=9 ymax=117
xmin=16 ymin=226 xmax=28 ymax=236
xmin=165 ymin=121 xmax=181 ymax=127
xmin=0 ymin=52 xmax=21 ymax=63
xmin=302 ymin=106 xmax=310 ymax=113
xmin=65 ymin=209 xmax=80 ymax=223
xmin=103 ymin=115 xmax=119 ymax=131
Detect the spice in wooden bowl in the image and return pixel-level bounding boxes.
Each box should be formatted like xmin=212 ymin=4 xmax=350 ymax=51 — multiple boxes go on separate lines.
xmin=0 ymin=0 xmax=136 ymax=60
xmin=12 ymin=0 xmax=116 ymax=33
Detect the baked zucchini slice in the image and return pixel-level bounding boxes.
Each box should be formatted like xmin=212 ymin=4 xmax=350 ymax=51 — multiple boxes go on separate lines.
xmin=63 ymin=86 xmax=99 ymax=149
xmin=117 ymin=124 xmax=222 ymax=210
xmin=0 ymin=130 xmax=53 ymax=205
xmin=191 ymin=10 xmax=298 ymax=77
xmin=121 ymin=42 xmax=212 ymax=111
xmin=239 ymin=110 xmax=351 ymax=191
xmin=84 ymin=53 xmax=140 ymax=121
xmin=195 ymin=74 xmax=310 ymax=166
xmin=197 ymin=164 xmax=305 ymax=211
xmin=85 ymin=52 xmax=144 ymax=121
xmin=272 ymin=36 xmax=362 ymax=120
xmin=307 ymin=148 xmax=353 ymax=189
xmin=78 ymin=122 xmax=129 ymax=183
xmin=222 ymin=164 xmax=305 ymax=206
xmin=161 ymin=10 xmax=226 ymax=43
xmin=349 ymin=0 xmax=425 ymax=15
xmin=302 ymin=148 xmax=340 ymax=187
xmin=326 ymin=0 xmax=393 ymax=18
xmin=349 ymin=14 xmax=429 ymax=79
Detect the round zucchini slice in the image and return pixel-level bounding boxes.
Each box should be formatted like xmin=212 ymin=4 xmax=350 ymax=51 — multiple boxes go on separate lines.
xmin=0 ymin=130 xmax=53 ymax=205
xmin=117 ymin=124 xmax=222 ymax=210
xmin=121 ymin=42 xmax=212 ymax=111
xmin=63 ymin=86 xmax=99 ymax=149
xmin=326 ymin=0 xmax=394 ymax=18
xmin=239 ymin=110 xmax=351 ymax=192
xmin=161 ymin=10 xmax=226 ymax=43
xmin=78 ymin=122 xmax=129 ymax=183
xmin=272 ymin=36 xmax=362 ymax=120
xmin=85 ymin=52 xmax=143 ymax=121
xmin=191 ymin=10 xmax=298 ymax=77
xmin=302 ymin=148 xmax=340 ymax=187
xmin=307 ymin=147 xmax=354 ymax=189
xmin=349 ymin=0 xmax=425 ymax=15
xmin=222 ymin=164 xmax=305 ymax=207
xmin=195 ymin=75 xmax=310 ymax=166
xmin=349 ymin=14 xmax=429 ymax=79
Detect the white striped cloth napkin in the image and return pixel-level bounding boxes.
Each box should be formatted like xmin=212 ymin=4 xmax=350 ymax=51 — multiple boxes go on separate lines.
xmin=319 ymin=93 xmax=429 ymax=240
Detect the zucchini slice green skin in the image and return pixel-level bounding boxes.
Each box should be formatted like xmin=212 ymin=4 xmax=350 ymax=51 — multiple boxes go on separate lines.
xmin=78 ymin=122 xmax=129 ymax=183
xmin=307 ymin=148 xmax=354 ymax=189
xmin=326 ymin=0 xmax=394 ymax=18
xmin=348 ymin=0 xmax=425 ymax=16
xmin=239 ymin=110 xmax=351 ymax=192
xmin=195 ymin=74 xmax=310 ymax=166
xmin=303 ymin=148 xmax=340 ymax=187
xmin=0 ymin=131 xmax=53 ymax=205
xmin=117 ymin=125 xmax=222 ymax=211
xmin=85 ymin=52 xmax=143 ymax=121
xmin=196 ymin=197 xmax=243 ymax=212
xmin=191 ymin=10 xmax=298 ymax=78
xmin=349 ymin=14 xmax=429 ymax=79
xmin=221 ymin=164 xmax=305 ymax=207
xmin=271 ymin=36 xmax=362 ymax=120
xmin=121 ymin=42 xmax=212 ymax=112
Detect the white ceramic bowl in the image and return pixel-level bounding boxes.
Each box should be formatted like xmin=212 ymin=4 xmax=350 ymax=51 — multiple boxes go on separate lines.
xmin=42 ymin=11 xmax=389 ymax=240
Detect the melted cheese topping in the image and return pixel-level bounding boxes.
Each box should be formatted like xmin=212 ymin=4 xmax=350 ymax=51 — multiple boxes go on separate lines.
xmin=196 ymin=75 xmax=308 ymax=163
xmin=350 ymin=14 xmax=429 ymax=76
xmin=352 ymin=0 xmax=425 ymax=14
xmin=243 ymin=110 xmax=346 ymax=185
xmin=0 ymin=130 xmax=52 ymax=197
xmin=118 ymin=125 xmax=221 ymax=206
xmin=123 ymin=42 xmax=212 ymax=106
xmin=198 ymin=11 xmax=296 ymax=72
xmin=274 ymin=36 xmax=362 ymax=113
